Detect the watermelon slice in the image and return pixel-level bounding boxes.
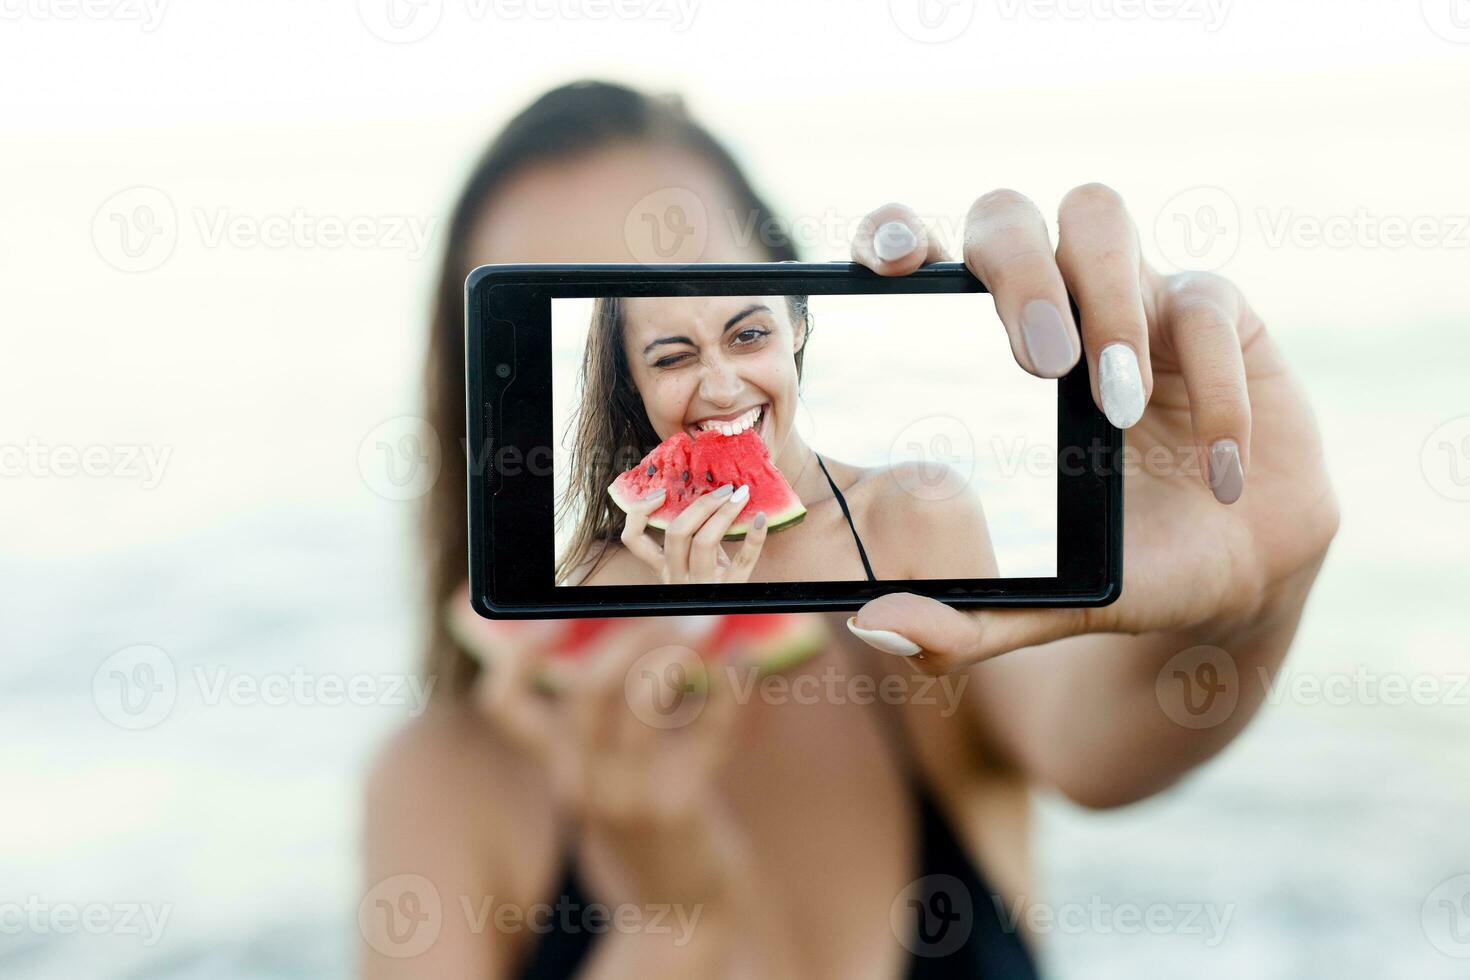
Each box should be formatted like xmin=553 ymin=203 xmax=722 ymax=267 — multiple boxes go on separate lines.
xmin=447 ymin=595 xmax=828 ymax=694
xmin=607 ymin=428 xmax=805 ymax=540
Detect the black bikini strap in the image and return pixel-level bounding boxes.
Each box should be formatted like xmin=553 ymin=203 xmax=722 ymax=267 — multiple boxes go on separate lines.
xmin=815 ymin=454 xmax=877 ymax=582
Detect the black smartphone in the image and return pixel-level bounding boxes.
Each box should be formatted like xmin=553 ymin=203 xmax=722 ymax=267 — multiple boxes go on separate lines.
xmin=466 ymin=261 xmax=1121 ymax=619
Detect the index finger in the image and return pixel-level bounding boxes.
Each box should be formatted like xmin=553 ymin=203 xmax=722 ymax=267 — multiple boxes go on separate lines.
xmin=851 ymin=203 xmax=951 ymax=276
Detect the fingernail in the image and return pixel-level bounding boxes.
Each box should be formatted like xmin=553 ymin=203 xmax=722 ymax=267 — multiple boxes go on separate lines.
xmin=730 ymin=484 xmax=750 ymax=506
xmin=1098 ymin=343 xmax=1146 ymax=429
xmin=753 ymin=511 xmax=767 ymax=530
xmin=846 ymin=617 xmax=922 ymax=657
xmin=1208 ymin=439 xmax=1244 ymax=504
xmin=1020 ymin=300 xmax=1075 ymax=377
xmin=644 ymin=487 xmax=666 ymax=500
xmin=873 ymin=221 xmax=917 ymax=262
xmin=713 ymin=483 xmax=734 ymax=497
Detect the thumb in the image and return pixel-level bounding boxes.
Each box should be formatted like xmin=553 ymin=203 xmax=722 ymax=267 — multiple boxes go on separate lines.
xmin=846 ymin=592 xmax=1095 ymax=674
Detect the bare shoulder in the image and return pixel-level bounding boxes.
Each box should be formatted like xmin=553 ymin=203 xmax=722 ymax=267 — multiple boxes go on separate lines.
xmin=841 ymin=460 xmax=997 ymax=579
xmin=363 ymin=700 xmax=560 ymax=904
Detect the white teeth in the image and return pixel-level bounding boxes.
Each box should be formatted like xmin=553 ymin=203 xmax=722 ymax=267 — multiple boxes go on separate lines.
xmin=696 ymin=406 xmax=762 ymax=435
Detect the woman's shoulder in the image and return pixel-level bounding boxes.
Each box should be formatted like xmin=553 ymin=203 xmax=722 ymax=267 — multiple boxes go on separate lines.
xmin=833 ymin=458 xmax=995 ymax=577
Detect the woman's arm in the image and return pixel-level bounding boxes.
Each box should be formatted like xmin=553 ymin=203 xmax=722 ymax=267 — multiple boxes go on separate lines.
xmin=842 ymin=189 xmax=1339 ymax=807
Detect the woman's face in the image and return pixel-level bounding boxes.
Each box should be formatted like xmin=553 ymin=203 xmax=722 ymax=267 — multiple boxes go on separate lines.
xmin=620 ymin=296 xmax=804 ymax=455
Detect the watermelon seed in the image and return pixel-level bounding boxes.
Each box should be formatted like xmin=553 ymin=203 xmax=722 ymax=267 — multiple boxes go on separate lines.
xmin=705 ymin=469 xmax=714 ymax=484
xmin=646 ymin=464 xmax=657 ymax=477
xmin=681 ymin=469 xmax=690 ymax=483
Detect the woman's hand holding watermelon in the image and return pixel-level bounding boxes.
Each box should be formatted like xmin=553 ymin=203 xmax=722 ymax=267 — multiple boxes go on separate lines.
xmin=618 ymin=483 xmax=771 ymax=585
xmin=455 ymin=610 xmax=756 ymax=908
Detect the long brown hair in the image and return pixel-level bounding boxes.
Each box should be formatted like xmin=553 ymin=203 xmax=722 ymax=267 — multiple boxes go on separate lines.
xmin=555 ymin=294 xmax=811 ymax=585
xmin=423 ymin=80 xmax=799 ymax=698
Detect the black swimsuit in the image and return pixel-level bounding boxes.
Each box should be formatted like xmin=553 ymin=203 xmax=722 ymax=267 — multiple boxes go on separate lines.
xmin=517 ymin=458 xmax=1040 ymax=979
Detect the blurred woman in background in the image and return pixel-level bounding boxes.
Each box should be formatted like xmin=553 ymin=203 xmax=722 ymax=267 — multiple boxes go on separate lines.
xmin=362 ymin=81 xmax=1338 ymax=978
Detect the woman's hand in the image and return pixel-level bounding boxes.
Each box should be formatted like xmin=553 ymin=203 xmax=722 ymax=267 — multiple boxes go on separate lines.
xmin=618 ymin=483 xmax=770 ymax=584
xmin=449 ymin=601 xmax=750 ymax=907
xmin=845 ymin=188 xmax=1339 ymax=672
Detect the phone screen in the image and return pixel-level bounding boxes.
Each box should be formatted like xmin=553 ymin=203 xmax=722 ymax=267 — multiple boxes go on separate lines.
xmin=550 ymin=292 xmax=1058 ymax=587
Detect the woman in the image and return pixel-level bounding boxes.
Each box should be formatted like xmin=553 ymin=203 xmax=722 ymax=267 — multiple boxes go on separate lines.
xmin=363 ymin=81 xmax=1339 ymax=978
xmin=559 ymin=292 xmax=998 ymax=587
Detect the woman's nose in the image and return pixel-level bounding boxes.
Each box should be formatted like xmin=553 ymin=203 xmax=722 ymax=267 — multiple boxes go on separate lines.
xmin=697 ymin=356 xmax=741 ymax=405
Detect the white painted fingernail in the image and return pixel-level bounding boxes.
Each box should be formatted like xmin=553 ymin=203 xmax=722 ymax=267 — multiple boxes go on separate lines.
xmin=873 ymin=221 xmax=917 ymax=262
xmin=730 ymin=484 xmax=750 ymax=506
xmin=644 ymin=487 xmax=666 ymax=500
xmin=846 ymin=617 xmax=922 ymax=657
xmin=713 ymin=483 xmax=734 ymax=497
xmin=1098 ymin=343 xmax=1146 ymax=429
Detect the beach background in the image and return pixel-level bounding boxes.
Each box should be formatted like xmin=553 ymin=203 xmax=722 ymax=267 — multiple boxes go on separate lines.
xmin=3 ymin=2 xmax=1470 ymax=976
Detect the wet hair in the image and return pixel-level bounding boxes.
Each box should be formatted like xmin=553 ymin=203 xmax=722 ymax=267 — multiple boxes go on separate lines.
xmin=422 ymin=80 xmax=799 ymax=697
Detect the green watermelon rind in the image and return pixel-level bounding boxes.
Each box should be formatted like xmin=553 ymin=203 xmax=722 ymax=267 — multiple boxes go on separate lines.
xmin=607 ymin=483 xmax=807 ymax=540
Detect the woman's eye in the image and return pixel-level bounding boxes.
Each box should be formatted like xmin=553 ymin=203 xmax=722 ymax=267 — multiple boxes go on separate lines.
xmin=653 ymin=353 xmax=692 ymax=368
xmin=732 ymin=327 xmax=770 ymax=347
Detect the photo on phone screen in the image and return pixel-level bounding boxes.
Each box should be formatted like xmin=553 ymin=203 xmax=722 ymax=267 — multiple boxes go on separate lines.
xmin=550 ymin=292 xmax=1058 ymax=587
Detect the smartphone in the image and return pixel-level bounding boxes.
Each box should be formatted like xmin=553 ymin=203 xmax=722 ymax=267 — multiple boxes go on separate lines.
xmin=466 ymin=262 xmax=1121 ymax=619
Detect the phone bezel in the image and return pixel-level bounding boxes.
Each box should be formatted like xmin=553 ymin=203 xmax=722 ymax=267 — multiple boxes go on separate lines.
xmin=466 ymin=262 xmax=1122 ymax=619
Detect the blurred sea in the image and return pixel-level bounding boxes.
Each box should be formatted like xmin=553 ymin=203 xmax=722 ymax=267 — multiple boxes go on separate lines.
xmin=3 ymin=325 xmax=1469 ymax=979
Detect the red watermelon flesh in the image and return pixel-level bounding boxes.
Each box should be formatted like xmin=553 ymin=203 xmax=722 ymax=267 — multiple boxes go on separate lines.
xmin=607 ymin=428 xmax=805 ymax=540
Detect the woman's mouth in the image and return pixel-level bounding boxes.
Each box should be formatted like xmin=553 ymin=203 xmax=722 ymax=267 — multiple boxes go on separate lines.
xmin=689 ymin=404 xmax=767 ymax=439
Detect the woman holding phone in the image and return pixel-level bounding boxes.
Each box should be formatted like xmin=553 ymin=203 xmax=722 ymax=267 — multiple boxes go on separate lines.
xmin=363 ymin=81 xmax=1337 ymax=978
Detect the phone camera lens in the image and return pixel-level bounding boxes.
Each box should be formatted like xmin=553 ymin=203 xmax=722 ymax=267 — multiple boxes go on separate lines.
xmin=495 ymin=363 xmax=512 ymax=379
